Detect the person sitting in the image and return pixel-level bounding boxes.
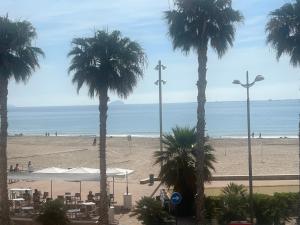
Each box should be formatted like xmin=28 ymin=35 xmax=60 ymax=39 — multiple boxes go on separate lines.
xmin=23 ymin=190 xmax=31 ymax=205
xmin=33 ymin=189 xmax=41 ymax=210
xmin=87 ymin=191 xmax=94 ymax=202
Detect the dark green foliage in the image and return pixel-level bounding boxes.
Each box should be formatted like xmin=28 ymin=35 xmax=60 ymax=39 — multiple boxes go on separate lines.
xmin=253 ymin=194 xmax=274 ymax=225
xmin=131 ymin=197 xmax=175 ymax=225
xmin=36 ymin=199 xmax=69 ymax=225
xmin=0 ymin=16 xmax=44 ymax=81
xmin=204 ymin=196 xmax=222 ymax=221
xmin=68 ymin=30 xmax=147 ymax=98
xmin=266 ymin=0 xmax=300 ymax=67
xmin=271 ymin=192 xmax=299 ymax=225
xmin=165 ymin=0 xmax=243 ymax=55
xmin=204 ymin=185 xmax=299 ymax=225
xmin=153 ymin=127 xmax=216 ymax=216
xmin=219 ymin=183 xmax=248 ymax=225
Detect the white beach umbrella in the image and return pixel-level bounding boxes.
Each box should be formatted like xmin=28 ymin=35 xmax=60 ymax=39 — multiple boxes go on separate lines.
xmin=33 ymin=167 xmax=68 ymax=174
xmin=64 ymin=167 xmax=121 ymax=199
xmin=33 ymin=167 xmax=68 ymax=198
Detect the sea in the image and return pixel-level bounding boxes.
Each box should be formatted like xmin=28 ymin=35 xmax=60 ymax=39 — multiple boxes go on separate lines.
xmin=7 ymin=99 xmax=300 ymax=138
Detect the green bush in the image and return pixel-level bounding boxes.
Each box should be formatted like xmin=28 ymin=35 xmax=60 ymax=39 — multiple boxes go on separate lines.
xmin=131 ymin=197 xmax=175 ymax=225
xmin=253 ymin=193 xmax=274 ymax=225
xmin=205 ymin=196 xmax=222 ymax=221
xmin=204 ymin=186 xmax=299 ymax=225
xmin=36 ymin=199 xmax=69 ymax=225
xmin=219 ymin=183 xmax=249 ymax=225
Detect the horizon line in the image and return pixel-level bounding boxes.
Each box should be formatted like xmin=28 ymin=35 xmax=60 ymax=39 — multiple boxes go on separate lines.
xmin=9 ymin=98 xmax=300 ymax=108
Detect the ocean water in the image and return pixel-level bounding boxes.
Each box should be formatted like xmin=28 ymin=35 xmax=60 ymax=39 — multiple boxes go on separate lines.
xmin=7 ymin=99 xmax=300 ymax=138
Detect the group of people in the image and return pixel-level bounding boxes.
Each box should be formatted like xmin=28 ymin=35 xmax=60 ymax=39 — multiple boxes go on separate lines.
xmin=45 ymin=131 xmax=58 ymax=136
xmin=251 ymin=132 xmax=262 ymax=138
xmin=8 ymin=161 xmax=33 ymax=183
xmin=9 ymin=161 xmax=33 ymax=173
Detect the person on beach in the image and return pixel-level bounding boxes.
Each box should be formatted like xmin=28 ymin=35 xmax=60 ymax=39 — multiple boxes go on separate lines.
xmin=87 ymin=191 xmax=94 ymax=202
xmin=23 ymin=190 xmax=31 ymax=205
xmin=259 ymin=133 xmax=262 ymax=138
xmin=9 ymin=165 xmax=13 ymax=183
xmin=14 ymin=163 xmax=20 ymax=172
xmin=93 ymin=138 xmax=96 ymax=146
xmin=28 ymin=161 xmax=33 ymax=172
xmin=33 ymin=189 xmax=40 ymax=210
xmin=251 ymin=132 xmax=254 ymax=138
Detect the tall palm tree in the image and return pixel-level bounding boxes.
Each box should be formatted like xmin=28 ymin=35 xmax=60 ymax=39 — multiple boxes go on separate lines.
xmin=68 ymin=30 xmax=146 ymax=225
xmin=165 ymin=1 xmax=242 ymax=223
xmin=266 ymin=0 xmax=300 ymax=67
xmin=0 ymin=16 xmax=44 ymax=225
xmin=154 ymin=126 xmax=216 ymax=216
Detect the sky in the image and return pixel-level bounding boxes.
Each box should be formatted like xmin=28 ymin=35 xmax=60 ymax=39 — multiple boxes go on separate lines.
xmin=1 ymin=0 xmax=300 ymax=107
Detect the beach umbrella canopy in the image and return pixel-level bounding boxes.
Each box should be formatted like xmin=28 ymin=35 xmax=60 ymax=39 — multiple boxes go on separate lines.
xmin=33 ymin=167 xmax=68 ymax=174
xmin=113 ymin=168 xmax=134 ymax=178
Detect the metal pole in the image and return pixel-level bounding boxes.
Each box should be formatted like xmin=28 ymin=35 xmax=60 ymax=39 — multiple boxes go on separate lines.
xmin=298 ymin=114 xmax=300 ymax=225
xmin=113 ymin=177 xmax=115 ymax=203
xmin=80 ymin=181 xmax=82 ymax=200
xmin=158 ymin=60 xmax=163 ymax=156
xmin=50 ymin=180 xmax=53 ymax=199
xmin=246 ymin=71 xmax=254 ymax=224
xmin=126 ymin=172 xmax=128 ymax=195
xmin=155 ymin=60 xmax=166 ymax=169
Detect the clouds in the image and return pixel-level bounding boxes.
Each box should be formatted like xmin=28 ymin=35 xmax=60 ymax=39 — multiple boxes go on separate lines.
xmin=1 ymin=0 xmax=299 ymax=106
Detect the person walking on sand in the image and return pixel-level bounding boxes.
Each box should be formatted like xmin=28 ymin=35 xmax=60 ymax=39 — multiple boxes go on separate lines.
xmin=93 ymin=137 xmax=96 ymax=146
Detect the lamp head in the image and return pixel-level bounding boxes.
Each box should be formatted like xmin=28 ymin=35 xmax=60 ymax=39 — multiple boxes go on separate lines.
xmin=254 ymin=75 xmax=264 ymax=82
xmin=232 ymin=80 xmax=241 ymax=85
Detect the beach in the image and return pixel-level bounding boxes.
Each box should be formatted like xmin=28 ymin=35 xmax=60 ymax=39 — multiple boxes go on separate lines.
xmin=7 ymin=136 xmax=299 ymax=224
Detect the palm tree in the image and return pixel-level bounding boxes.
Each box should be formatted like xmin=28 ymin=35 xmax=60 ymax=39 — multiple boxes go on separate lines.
xmin=164 ymin=1 xmax=242 ymax=223
xmin=266 ymin=0 xmax=300 ymax=67
xmin=0 ymin=16 xmax=44 ymax=225
xmin=153 ymin=126 xmax=216 ymax=216
xmin=68 ymin=30 xmax=146 ymax=225
xmin=220 ymin=183 xmax=248 ymax=224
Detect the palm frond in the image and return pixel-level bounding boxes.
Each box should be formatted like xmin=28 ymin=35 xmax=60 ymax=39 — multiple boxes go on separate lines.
xmin=266 ymin=0 xmax=300 ymax=66
xmin=68 ymin=30 xmax=147 ymax=98
xmin=0 ymin=16 xmax=44 ymax=82
xmin=165 ymin=0 xmax=243 ymax=56
xmin=153 ymin=126 xmax=216 ymax=189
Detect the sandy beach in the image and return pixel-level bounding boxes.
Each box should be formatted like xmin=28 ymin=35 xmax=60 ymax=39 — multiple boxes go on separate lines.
xmin=7 ymin=136 xmax=299 ymax=224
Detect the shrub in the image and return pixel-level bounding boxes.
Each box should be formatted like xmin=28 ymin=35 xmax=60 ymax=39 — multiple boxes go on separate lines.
xmin=253 ymin=193 xmax=274 ymax=225
xmin=205 ymin=196 xmax=222 ymax=221
xmin=131 ymin=197 xmax=175 ymax=225
xmin=219 ymin=183 xmax=249 ymax=225
xmin=36 ymin=199 xmax=69 ymax=225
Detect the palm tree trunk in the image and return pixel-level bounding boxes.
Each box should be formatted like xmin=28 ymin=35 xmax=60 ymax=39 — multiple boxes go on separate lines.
xmin=0 ymin=75 xmax=10 ymax=225
xmin=195 ymin=45 xmax=208 ymax=225
xmin=98 ymin=88 xmax=109 ymax=225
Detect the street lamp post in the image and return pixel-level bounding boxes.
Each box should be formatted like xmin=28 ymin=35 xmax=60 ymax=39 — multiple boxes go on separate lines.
xmin=155 ymin=60 xmax=166 ymax=162
xmin=233 ymin=71 xmax=264 ymax=224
